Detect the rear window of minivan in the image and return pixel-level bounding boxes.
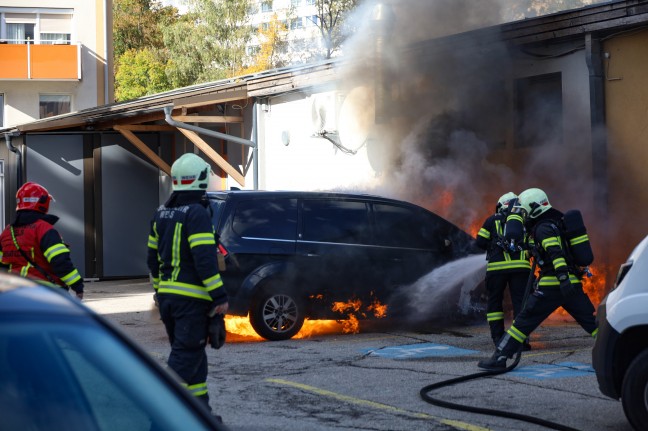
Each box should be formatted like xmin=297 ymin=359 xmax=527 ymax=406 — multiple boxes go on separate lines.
xmin=232 ymin=198 xmax=298 ymax=240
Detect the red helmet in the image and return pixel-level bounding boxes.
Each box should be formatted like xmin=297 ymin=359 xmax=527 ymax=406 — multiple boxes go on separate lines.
xmin=16 ymin=182 xmax=53 ymax=213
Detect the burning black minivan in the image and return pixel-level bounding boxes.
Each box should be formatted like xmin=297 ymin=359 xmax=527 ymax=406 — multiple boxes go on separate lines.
xmin=207 ymin=190 xmax=481 ymax=340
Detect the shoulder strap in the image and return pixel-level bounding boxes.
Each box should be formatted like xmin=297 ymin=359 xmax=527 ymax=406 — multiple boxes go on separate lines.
xmin=10 ymin=225 xmax=68 ymax=289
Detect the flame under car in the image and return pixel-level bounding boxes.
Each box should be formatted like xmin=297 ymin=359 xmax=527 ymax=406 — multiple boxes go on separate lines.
xmin=208 ymin=190 xmax=483 ymax=341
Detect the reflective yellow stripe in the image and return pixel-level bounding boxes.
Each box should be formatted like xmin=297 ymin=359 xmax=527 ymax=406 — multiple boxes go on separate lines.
xmin=487 ymin=312 xmax=504 ymax=322
xmin=478 ymin=228 xmax=490 ymax=240
xmin=43 ymin=243 xmax=70 ymax=261
xmin=538 ymin=274 xmax=579 ymax=286
xmin=152 ymin=277 xmax=159 ymax=291
xmin=570 ymin=234 xmax=589 ymax=246
xmin=171 ymin=223 xmax=182 ymax=281
xmin=542 ymin=237 xmax=561 ymax=248
xmin=507 ymin=325 xmax=527 ymax=342
xmin=591 ymin=328 xmax=599 ymax=338
xmin=158 ymin=280 xmax=212 ymax=300
xmin=486 ymin=260 xmax=531 ymax=271
xmin=182 ymin=382 xmax=208 ymax=397
xmin=61 ymin=269 xmax=81 ymax=285
xmin=507 ymin=214 xmax=524 ymax=223
xmin=203 ymin=273 xmax=223 ymax=290
xmin=148 ymin=234 xmax=158 ymax=250
xmin=553 ymin=257 xmax=567 ymax=269
xmin=188 ymin=232 xmax=216 ymax=248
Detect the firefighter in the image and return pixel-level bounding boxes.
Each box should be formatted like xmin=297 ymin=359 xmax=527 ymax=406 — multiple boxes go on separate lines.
xmin=475 ymin=192 xmax=531 ymax=349
xmin=477 ymin=188 xmax=598 ymax=370
xmin=147 ymin=153 xmax=228 ymax=417
xmin=0 ymin=182 xmax=84 ymax=298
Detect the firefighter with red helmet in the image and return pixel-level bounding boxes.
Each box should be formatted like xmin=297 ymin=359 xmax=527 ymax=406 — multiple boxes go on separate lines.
xmin=0 ymin=182 xmax=84 ymax=298
xmin=147 ymin=153 xmax=228 ymax=418
xmin=477 ymin=188 xmax=598 ymax=370
xmin=475 ymin=192 xmax=531 ymax=349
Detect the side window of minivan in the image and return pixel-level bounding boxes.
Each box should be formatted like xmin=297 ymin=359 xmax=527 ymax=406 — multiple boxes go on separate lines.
xmin=373 ymin=203 xmax=443 ymax=249
xmin=301 ymin=199 xmax=371 ymax=244
xmin=232 ymin=198 xmax=298 ymax=240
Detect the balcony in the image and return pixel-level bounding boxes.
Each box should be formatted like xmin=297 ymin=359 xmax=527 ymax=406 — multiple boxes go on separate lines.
xmin=0 ymin=43 xmax=81 ymax=80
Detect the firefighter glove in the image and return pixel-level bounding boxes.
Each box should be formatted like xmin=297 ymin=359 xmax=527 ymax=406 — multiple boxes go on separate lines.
xmin=558 ymin=275 xmax=576 ymax=298
xmin=208 ymin=314 xmax=226 ymax=349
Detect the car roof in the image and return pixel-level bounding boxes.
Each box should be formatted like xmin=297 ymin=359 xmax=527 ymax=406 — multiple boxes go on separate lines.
xmin=207 ymin=190 xmax=426 ymax=206
xmin=0 ymin=273 xmax=87 ymax=316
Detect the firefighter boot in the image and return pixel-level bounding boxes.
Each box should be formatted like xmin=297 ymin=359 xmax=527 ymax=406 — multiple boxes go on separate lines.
xmin=477 ymin=349 xmax=509 ymax=371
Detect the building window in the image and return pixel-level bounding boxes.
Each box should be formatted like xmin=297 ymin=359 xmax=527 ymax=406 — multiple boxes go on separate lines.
xmin=261 ymin=1 xmax=273 ymax=12
xmin=39 ymin=94 xmax=71 ymax=119
xmin=515 ymin=73 xmax=563 ymax=148
xmin=290 ymin=18 xmax=303 ymax=30
xmin=2 ymin=12 xmax=72 ymax=44
xmin=0 ymin=94 xmax=4 ymax=128
xmin=306 ymin=0 xmax=316 ymax=5
xmin=306 ymin=15 xmax=318 ymax=26
xmin=291 ymin=0 xmax=301 ymax=6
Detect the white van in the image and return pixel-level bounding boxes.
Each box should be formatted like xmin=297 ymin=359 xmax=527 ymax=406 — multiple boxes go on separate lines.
xmin=592 ymin=234 xmax=648 ymax=430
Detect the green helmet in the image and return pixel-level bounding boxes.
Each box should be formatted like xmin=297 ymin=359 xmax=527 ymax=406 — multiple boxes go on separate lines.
xmin=518 ymin=188 xmax=551 ymax=219
xmin=496 ymin=192 xmax=517 ymax=214
xmin=171 ymin=153 xmax=210 ymax=191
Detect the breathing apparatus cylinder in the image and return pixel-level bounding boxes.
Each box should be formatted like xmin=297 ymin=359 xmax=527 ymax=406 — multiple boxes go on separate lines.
xmin=563 ymin=209 xmax=594 ymax=267
xmin=503 ymin=210 xmax=525 ymax=251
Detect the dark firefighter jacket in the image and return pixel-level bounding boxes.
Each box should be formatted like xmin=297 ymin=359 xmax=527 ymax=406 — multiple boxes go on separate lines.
xmin=476 ymin=212 xmax=531 ymax=273
xmin=528 ymin=208 xmax=580 ymax=288
xmin=147 ymin=191 xmax=226 ymax=305
xmin=0 ymin=210 xmax=83 ymax=293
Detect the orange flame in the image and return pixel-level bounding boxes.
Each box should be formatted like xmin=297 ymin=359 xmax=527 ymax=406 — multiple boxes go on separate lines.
xmin=552 ymin=265 xmax=608 ymax=318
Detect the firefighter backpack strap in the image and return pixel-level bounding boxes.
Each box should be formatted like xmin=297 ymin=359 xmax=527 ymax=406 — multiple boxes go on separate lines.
xmin=9 ymin=225 xmax=67 ymax=288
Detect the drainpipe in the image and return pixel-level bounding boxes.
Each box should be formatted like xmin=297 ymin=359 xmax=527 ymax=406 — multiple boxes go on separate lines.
xmin=4 ymin=132 xmax=22 ymax=186
xmin=164 ymin=106 xmax=258 ymax=190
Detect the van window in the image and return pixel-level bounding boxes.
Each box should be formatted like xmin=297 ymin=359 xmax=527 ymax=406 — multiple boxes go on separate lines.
xmin=232 ymin=199 xmax=297 ymax=240
xmin=373 ymin=204 xmax=440 ymax=249
xmin=302 ymin=200 xmax=370 ymax=244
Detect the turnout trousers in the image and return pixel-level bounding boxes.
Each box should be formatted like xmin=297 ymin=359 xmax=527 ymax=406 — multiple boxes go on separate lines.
xmin=158 ymin=294 xmax=212 ymax=410
xmin=497 ymin=283 xmax=598 ymax=356
xmin=485 ymin=271 xmax=530 ymax=345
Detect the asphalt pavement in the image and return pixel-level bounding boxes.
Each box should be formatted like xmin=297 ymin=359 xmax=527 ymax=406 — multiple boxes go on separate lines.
xmin=83 ymin=278 xmax=633 ymax=431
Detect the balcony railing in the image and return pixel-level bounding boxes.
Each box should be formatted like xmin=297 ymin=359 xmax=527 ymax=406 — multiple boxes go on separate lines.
xmin=0 ymin=42 xmax=81 ymax=80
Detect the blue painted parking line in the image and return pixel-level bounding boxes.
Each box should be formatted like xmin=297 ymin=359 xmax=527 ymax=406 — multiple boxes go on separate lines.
xmin=508 ymin=362 xmax=594 ymax=379
xmin=362 ymin=343 xmax=478 ymax=359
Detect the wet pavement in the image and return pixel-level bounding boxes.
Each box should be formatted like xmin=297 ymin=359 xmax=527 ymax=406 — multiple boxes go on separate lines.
xmin=83 ymin=278 xmax=632 ymax=431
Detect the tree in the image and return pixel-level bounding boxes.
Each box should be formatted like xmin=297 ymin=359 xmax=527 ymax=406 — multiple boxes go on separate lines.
xmin=163 ymin=0 xmax=254 ymax=87
xmin=312 ymin=0 xmax=360 ymax=59
xmin=506 ymin=0 xmax=603 ymax=21
xmin=237 ymin=14 xmax=288 ymax=75
xmin=113 ymin=0 xmax=178 ymax=58
xmin=115 ymin=48 xmax=171 ymax=101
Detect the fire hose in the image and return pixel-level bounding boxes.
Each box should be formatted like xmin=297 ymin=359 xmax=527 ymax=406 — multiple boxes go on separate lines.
xmin=420 ymin=257 xmax=582 ymax=431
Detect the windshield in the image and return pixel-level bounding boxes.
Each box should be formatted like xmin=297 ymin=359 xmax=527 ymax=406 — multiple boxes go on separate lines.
xmin=0 ymin=315 xmax=214 ymax=431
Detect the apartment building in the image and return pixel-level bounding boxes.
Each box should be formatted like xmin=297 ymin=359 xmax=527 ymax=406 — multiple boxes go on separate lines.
xmin=0 ymin=0 xmax=112 ymax=128
xmin=248 ymin=0 xmax=323 ymax=65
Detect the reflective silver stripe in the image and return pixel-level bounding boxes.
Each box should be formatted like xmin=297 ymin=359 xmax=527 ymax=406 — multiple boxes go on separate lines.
xmin=171 ymin=223 xmax=182 ymax=281
xmin=487 ymin=312 xmax=504 ymax=321
xmin=61 ymin=269 xmax=81 ymax=285
xmin=478 ymin=227 xmax=490 ymax=239
xmin=203 ymin=273 xmax=223 ymax=290
xmin=148 ymin=234 xmax=158 ymax=249
xmin=183 ymin=382 xmax=208 ymax=397
xmin=158 ymin=281 xmax=211 ymax=300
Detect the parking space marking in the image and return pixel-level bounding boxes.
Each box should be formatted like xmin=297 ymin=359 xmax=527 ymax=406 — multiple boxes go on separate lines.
xmin=266 ymin=378 xmax=491 ymax=431
xmin=508 ymin=362 xmax=594 ymax=379
xmin=362 ymin=343 xmax=478 ymax=359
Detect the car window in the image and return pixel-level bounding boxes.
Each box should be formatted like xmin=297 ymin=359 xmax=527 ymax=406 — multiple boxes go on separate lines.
xmin=0 ymin=316 xmax=214 ymax=431
xmin=232 ymin=198 xmax=297 ymax=240
xmin=208 ymin=198 xmax=227 ymax=229
xmin=302 ymin=199 xmax=371 ymax=244
xmin=373 ymin=203 xmax=445 ymax=249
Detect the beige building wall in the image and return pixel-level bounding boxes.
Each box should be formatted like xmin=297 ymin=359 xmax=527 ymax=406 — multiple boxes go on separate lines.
xmin=604 ymin=28 xmax=648 ymax=263
xmin=0 ymin=0 xmax=113 ymax=127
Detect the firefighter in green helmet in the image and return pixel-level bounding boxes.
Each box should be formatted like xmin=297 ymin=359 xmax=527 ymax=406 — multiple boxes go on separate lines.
xmin=147 ymin=153 xmax=228 ymax=420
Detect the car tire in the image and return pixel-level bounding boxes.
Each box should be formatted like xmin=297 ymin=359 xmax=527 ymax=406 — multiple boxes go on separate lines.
xmin=621 ymin=349 xmax=648 ymax=430
xmin=249 ymin=285 xmax=305 ymax=341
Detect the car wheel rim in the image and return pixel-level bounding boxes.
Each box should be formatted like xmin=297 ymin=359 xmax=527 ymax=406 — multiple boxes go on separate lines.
xmin=262 ymin=294 xmax=298 ymax=333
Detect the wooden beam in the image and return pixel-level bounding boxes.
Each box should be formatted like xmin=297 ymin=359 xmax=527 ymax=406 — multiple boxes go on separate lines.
xmin=114 ymin=126 xmax=171 ymax=176
xmin=173 ymin=88 xmax=248 ymax=110
xmin=116 ymin=125 xmax=176 ymax=132
xmin=177 ymin=128 xmax=245 ymax=187
xmin=172 ymin=115 xmax=243 ymax=123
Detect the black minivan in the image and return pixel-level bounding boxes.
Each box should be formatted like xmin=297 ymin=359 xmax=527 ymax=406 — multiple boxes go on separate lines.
xmin=208 ymin=190 xmax=479 ymax=340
